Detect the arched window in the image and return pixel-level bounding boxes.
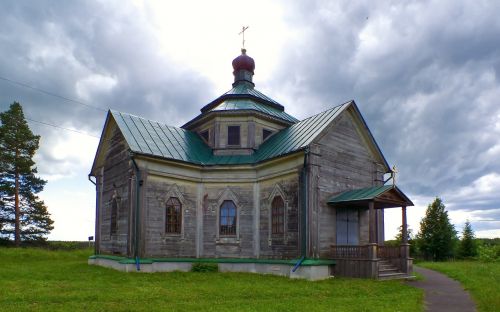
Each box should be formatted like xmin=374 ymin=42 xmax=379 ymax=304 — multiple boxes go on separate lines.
xmin=110 ymin=197 xmax=118 ymax=235
xmin=271 ymin=196 xmax=285 ymax=235
xmin=220 ymin=200 xmax=236 ymax=236
xmin=166 ymin=197 xmax=182 ymax=234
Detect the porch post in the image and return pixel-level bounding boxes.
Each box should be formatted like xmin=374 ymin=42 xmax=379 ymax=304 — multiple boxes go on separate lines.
xmin=400 ymin=205 xmax=411 ymax=274
xmin=369 ymin=201 xmax=376 ymax=244
xmin=402 ymin=206 xmax=408 ymax=244
xmin=368 ymin=201 xmax=378 ymax=278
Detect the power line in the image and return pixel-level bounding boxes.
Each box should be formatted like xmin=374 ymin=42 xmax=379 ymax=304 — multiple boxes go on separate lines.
xmin=25 ymin=117 xmax=100 ymax=139
xmin=0 ymin=75 xmax=107 ymax=112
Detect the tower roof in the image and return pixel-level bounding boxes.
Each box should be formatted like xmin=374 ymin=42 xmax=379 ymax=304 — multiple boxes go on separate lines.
xmin=232 ymin=49 xmax=255 ymax=74
xmin=182 ymin=49 xmax=298 ymax=128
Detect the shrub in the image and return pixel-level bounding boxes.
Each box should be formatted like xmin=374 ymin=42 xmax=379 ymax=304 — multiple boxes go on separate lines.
xmin=478 ymin=245 xmax=500 ymax=262
xmin=191 ymin=262 xmax=218 ymax=272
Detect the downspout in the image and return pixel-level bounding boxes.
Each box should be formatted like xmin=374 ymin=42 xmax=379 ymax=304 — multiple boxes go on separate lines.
xmin=130 ymin=154 xmax=141 ymax=271
xmin=294 ymin=147 xmax=309 ymax=272
xmin=88 ymin=174 xmax=98 ymax=255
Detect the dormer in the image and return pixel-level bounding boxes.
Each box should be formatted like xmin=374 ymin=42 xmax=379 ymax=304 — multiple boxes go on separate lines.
xmin=182 ymin=49 xmax=298 ymax=156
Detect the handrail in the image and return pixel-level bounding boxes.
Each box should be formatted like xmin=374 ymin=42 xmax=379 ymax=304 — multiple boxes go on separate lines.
xmin=377 ymin=246 xmax=401 ymax=258
xmin=330 ymin=245 xmax=369 ymax=259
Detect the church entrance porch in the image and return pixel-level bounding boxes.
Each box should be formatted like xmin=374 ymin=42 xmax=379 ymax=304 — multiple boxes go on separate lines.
xmin=327 ymin=185 xmax=414 ymax=279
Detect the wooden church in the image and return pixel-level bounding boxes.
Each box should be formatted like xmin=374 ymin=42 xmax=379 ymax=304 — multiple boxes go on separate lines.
xmin=88 ymin=48 xmax=414 ymax=280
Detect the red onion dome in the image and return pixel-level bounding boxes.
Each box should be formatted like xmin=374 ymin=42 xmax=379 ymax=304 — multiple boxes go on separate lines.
xmin=232 ymin=49 xmax=255 ymax=73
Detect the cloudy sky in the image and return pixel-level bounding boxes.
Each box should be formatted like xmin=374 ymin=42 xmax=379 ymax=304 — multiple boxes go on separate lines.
xmin=1 ymin=0 xmax=499 ymax=240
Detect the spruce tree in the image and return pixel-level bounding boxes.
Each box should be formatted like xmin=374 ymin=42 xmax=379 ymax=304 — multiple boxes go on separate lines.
xmin=417 ymin=197 xmax=457 ymax=261
xmin=459 ymin=220 xmax=477 ymax=258
xmin=0 ymin=102 xmax=53 ymax=244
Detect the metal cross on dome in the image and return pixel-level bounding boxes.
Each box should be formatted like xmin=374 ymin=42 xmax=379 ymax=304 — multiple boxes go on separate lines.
xmin=239 ymin=26 xmax=249 ymax=49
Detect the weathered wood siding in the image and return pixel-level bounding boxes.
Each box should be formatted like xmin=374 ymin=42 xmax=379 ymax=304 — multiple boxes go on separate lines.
xmin=136 ymin=168 xmax=301 ymax=259
xmin=258 ymin=176 xmax=300 ymax=259
xmin=312 ymin=110 xmax=386 ymax=258
xmin=97 ymin=125 xmax=131 ymax=256
xmin=202 ymin=183 xmax=254 ymax=258
xmin=143 ymin=178 xmax=198 ymax=257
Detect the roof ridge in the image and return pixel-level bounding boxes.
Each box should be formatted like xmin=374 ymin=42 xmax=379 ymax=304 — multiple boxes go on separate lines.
xmin=297 ymin=100 xmax=353 ymax=123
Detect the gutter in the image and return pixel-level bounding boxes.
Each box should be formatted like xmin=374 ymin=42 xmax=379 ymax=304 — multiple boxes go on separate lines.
xmin=300 ymin=147 xmax=309 ymax=258
xmin=130 ymin=154 xmax=142 ymax=271
xmin=88 ymin=174 xmax=98 ymax=255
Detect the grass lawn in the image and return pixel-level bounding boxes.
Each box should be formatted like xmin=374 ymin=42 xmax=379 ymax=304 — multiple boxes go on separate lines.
xmin=0 ymin=248 xmax=422 ymax=312
xmin=418 ymin=261 xmax=500 ymax=312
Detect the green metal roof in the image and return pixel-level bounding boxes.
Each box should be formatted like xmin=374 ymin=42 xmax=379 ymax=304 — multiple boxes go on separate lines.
xmin=112 ymin=110 xmax=214 ymax=164
xmin=110 ymin=101 xmax=350 ymax=166
xmin=328 ymin=185 xmax=394 ymax=203
xmin=202 ymin=82 xmax=285 ymax=112
xmin=254 ymin=102 xmax=349 ymax=161
xmin=208 ymin=98 xmax=299 ymax=123
xmin=327 ymin=185 xmax=414 ymax=206
xmin=183 ymin=82 xmax=298 ymax=127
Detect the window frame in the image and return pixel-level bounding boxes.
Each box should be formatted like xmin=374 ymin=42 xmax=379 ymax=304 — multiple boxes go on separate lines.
xmin=165 ymin=197 xmax=182 ymax=234
xmin=219 ymin=200 xmax=237 ymax=236
xmin=262 ymin=128 xmax=273 ymax=141
xmin=227 ymin=125 xmax=241 ymax=146
xmin=271 ymin=196 xmax=285 ymax=235
xmin=199 ymin=129 xmax=209 ymax=143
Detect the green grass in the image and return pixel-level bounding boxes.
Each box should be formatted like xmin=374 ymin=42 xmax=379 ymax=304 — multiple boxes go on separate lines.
xmin=0 ymin=248 xmax=422 ymax=312
xmin=419 ymin=261 xmax=500 ymax=312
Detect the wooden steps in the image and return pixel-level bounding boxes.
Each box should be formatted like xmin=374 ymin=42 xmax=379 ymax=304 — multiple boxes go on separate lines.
xmin=378 ymin=260 xmax=413 ymax=281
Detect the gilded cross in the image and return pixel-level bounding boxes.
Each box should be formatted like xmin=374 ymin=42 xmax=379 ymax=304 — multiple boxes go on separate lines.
xmin=391 ymin=165 xmax=399 ymax=186
xmin=239 ymin=26 xmax=249 ymax=49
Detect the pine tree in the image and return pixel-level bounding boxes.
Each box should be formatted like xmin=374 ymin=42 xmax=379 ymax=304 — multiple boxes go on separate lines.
xmin=0 ymin=102 xmax=53 ymax=245
xmin=417 ymin=197 xmax=457 ymax=261
xmin=459 ymin=220 xmax=477 ymax=258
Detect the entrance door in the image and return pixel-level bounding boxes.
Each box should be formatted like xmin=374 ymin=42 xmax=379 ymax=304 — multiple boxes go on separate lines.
xmin=336 ymin=207 xmax=359 ymax=245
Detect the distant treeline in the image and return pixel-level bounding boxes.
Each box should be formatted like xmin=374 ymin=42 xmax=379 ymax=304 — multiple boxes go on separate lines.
xmin=475 ymin=238 xmax=500 ymax=246
xmin=385 ymin=237 xmax=500 ymax=262
xmin=0 ymin=239 xmax=92 ymax=250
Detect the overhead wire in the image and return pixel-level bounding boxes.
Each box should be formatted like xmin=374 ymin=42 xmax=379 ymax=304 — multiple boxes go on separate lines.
xmin=0 ymin=75 xmax=107 ymax=112
xmin=0 ymin=75 xmax=109 ymax=139
xmin=25 ymin=117 xmax=100 ymax=139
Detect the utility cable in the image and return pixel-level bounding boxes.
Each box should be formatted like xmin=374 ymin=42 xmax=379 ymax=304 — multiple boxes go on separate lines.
xmin=25 ymin=117 xmax=100 ymax=139
xmin=0 ymin=76 xmax=107 ymax=112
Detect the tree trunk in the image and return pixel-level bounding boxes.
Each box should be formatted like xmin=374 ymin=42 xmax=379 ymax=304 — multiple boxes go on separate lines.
xmin=14 ymin=148 xmax=20 ymax=246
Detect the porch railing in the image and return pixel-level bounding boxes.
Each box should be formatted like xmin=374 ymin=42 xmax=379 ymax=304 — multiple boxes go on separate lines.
xmin=331 ymin=245 xmax=402 ymax=259
xmin=378 ymin=246 xmax=401 ymax=259
xmin=330 ymin=245 xmax=369 ymax=259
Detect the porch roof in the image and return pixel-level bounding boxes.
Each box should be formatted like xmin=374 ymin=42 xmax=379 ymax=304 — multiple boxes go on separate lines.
xmin=327 ymin=185 xmax=414 ymax=208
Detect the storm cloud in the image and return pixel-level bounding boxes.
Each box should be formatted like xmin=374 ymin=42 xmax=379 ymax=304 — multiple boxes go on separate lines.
xmin=270 ymin=0 xmax=500 ymax=232
xmin=1 ymin=0 xmax=499 ymax=237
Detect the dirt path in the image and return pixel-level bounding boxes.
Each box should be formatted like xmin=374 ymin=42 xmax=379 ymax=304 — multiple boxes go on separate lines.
xmin=410 ymin=266 xmax=476 ymax=312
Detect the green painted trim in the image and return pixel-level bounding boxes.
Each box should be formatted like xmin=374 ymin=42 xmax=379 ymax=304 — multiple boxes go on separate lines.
xmin=89 ymin=255 xmax=126 ymax=261
xmin=89 ymin=255 xmax=335 ymax=266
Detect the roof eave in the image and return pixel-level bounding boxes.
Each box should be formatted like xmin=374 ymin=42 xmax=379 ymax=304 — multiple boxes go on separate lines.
xmin=349 ymin=100 xmax=391 ymax=173
xmin=182 ymin=109 xmax=296 ymax=130
xmin=89 ymin=110 xmax=113 ymax=176
xmin=200 ymin=93 xmax=285 ymax=113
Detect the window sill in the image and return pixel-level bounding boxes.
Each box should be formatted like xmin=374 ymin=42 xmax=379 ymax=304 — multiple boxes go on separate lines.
xmin=162 ymin=233 xmax=184 ymax=241
xmin=216 ymin=237 xmax=240 ymax=245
